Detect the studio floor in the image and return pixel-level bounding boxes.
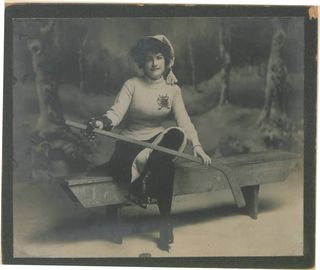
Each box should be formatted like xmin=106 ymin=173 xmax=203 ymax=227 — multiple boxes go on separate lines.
xmin=12 ymin=168 xmax=303 ymax=258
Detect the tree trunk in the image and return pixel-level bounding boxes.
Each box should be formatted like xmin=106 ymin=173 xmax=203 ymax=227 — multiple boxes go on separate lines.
xmin=187 ymin=35 xmax=197 ymax=92
xmin=257 ymin=27 xmax=287 ymax=125
xmin=27 ymin=20 xmax=64 ymax=136
xmin=79 ymin=32 xmax=89 ymax=92
xmin=25 ymin=20 xmax=93 ymax=182
xmin=218 ymin=21 xmax=232 ymax=106
xmin=256 ymin=24 xmax=295 ymax=151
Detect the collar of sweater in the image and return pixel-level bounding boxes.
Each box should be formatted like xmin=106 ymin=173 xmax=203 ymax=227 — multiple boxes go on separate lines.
xmin=142 ymin=76 xmax=166 ymax=88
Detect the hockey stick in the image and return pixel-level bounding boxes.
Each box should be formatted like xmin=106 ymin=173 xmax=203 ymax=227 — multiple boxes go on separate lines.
xmin=66 ymin=119 xmax=246 ymax=207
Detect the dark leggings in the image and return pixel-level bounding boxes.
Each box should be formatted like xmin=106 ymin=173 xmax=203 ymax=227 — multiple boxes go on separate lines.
xmin=146 ymin=152 xmax=175 ymax=218
xmin=87 ymin=128 xmax=185 ymax=218
xmin=144 ymin=129 xmax=184 ymax=218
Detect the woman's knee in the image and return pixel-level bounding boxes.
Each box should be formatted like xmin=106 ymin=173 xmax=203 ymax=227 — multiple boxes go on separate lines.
xmin=159 ymin=128 xmax=185 ymax=150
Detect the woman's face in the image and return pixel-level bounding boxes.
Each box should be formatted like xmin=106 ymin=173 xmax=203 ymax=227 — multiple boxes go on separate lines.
xmin=143 ymin=52 xmax=166 ymax=80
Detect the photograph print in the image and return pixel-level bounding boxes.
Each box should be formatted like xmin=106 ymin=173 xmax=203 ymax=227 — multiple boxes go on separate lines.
xmin=2 ymin=4 xmax=316 ymax=267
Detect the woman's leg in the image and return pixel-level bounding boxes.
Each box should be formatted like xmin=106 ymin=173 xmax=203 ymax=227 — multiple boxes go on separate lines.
xmin=147 ymin=128 xmax=184 ymax=207
xmin=146 ymin=151 xmax=175 ymax=219
xmin=145 ymin=155 xmax=174 ymax=250
xmin=144 ymin=128 xmax=185 ymax=249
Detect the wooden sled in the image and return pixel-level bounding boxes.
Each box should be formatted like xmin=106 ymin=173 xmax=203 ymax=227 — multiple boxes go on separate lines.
xmin=62 ymin=151 xmax=299 ymax=236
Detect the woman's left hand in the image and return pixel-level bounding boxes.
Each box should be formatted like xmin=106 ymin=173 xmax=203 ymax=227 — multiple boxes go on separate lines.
xmin=193 ymin=145 xmax=212 ymax=167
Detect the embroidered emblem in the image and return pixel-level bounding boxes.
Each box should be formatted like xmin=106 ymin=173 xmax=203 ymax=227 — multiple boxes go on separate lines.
xmin=157 ymin=94 xmax=170 ymax=110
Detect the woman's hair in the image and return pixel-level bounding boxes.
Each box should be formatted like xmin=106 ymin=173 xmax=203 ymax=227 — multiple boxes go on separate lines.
xmin=130 ymin=38 xmax=171 ymax=69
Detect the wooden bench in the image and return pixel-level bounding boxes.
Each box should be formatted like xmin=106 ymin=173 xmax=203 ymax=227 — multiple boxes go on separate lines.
xmin=62 ymin=150 xmax=299 ymax=242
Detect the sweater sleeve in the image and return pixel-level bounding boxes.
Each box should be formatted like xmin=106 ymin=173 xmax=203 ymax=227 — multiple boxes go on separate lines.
xmin=104 ymin=80 xmax=134 ymax=127
xmin=172 ymin=86 xmax=201 ymax=147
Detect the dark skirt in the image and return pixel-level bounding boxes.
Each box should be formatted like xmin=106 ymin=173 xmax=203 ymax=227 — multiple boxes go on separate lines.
xmin=108 ymin=135 xmax=158 ymax=183
xmin=87 ymin=128 xmax=185 ymax=206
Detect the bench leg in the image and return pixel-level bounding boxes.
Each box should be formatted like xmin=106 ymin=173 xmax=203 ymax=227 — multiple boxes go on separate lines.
xmin=241 ymin=185 xmax=260 ymax=220
xmin=105 ymin=205 xmax=123 ymax=244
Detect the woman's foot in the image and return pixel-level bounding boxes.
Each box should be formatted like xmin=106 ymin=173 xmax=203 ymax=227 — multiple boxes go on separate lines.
xmin=128 ymin=171 xmax=153 ymax=208
xmin=157 ymin=221 xmax=173 ymax=251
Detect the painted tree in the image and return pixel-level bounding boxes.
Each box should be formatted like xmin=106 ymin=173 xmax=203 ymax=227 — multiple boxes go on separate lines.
xmin=23 ymin=19 xmax=93 ymax=181
xmin=78 ymin=29 xmax=109 ymax=93
xmin=78 ymin=30 xmax=90 ymax=92
xmin=187 ymin=34 xmax=198 ymax=92
xmin=185 ymin=18 xmax=201 ymax=93
xmin=218 ymin=20 xmax=232 ymax=106
xmin=256 ymin=22 xmax=295 ymax=150
xmin=257 ymin=27 xmax=287 ymax=124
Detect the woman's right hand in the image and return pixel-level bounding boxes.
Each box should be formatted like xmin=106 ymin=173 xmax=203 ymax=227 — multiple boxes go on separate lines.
xmin=86 ymin=117 xmax=100 ymax=129
xmin=82 ymin=117 xmax=98 ymax=141
xmin=94 ymin=120 xmax=104 ymax=130
xmin=83 ymin=116 xmax=113 ymax=141
xmin=86 ymin=116 xmax=113 ymax=131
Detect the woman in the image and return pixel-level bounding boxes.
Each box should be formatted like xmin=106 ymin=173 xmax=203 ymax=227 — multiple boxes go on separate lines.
xmin=85 ymin=35 xmax=212 ymax=251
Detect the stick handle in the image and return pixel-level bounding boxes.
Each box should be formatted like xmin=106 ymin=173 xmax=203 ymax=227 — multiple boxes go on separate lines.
xmin=66 ymin=119 xmax=202 ymax=163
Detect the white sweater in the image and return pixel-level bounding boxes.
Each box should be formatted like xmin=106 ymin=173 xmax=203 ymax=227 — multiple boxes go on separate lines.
xmin=105 ymin=76 xmax=201 ymax=147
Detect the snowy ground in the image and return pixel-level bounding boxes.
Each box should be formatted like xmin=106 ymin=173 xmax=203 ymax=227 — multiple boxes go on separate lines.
xmin=13 ymin=167 xmax=303 ymax=258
